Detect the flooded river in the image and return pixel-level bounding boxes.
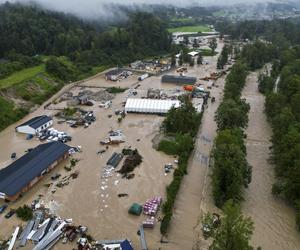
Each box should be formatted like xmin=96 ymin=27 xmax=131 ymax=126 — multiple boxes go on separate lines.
xmin=242 ymin=71 xmax=300 ymax=250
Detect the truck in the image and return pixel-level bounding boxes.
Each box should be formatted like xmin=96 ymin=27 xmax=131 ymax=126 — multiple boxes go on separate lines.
xmin=138 ymin=73 xmax=149 ymax=81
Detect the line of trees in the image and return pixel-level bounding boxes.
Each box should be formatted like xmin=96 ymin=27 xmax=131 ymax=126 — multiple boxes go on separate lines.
xmin=262 ymin=45 xmax=300 ymax=230
xmin=212 ymin=62 xmax=251 ymax=207
xmin=217 ymin=44 xmax=232 ymax=69
xmin=158 ymin=95 xmax=202 ymax=235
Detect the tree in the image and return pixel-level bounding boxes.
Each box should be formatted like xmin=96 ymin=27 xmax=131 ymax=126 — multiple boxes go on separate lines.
xmin=197 ymin=53 xmax=203 ymax=65
xmin=209 ymin=200 xmax=254 ymax=250
xmin=193 ymin=38 xmax=199 ymax=48
xmin=189 ymin=56 xmax=194 ymax=67
xmin=215 ymin=99 xmax=250 ymax=131
xmin=171 ymin=54 xmax=176 ymax=67
xmin=209 ymin=38 xmax=217 ymax=55
xmin=178 ymin=55 xmax=183 ymax=66
xmin=183 ymin=36 xmax=189 ymax=45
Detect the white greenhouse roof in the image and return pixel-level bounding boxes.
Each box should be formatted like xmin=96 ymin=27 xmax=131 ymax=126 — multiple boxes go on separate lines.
xmin=188 ymin=51 xmax=199 ymax=57
xmin=125 ymin=98 xmax=180 ymax=114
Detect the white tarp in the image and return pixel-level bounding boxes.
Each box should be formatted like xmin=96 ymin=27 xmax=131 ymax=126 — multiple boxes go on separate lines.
xmin=125 ymin=98 xmax=180 ymax=114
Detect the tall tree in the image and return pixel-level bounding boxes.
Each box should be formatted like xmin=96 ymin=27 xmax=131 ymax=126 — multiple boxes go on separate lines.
xmin=209 ymin=38 xmax=218 ymax=55
xmin=209 ymin=200 xmax=254 ymax=250
xmin=197 ymin=53 xmax=203 ymax=65
xmin=171 ymin=54 xmax=176 ymax=67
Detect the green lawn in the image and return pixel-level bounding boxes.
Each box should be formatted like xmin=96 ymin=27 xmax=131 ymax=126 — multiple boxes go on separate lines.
xmin=168 ymin=25 xmax=212 ymax=33
xmin=170 ymin=17 xmax=193 ymax=23
xmin=0 ymin=64 xmax=45 ymax=89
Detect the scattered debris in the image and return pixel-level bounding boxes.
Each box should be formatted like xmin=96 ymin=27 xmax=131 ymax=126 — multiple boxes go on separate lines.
xmin=118 ymin=193 xmax=129 ymax=198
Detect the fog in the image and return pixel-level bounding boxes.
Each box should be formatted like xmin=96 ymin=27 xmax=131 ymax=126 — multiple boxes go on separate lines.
xmin=0 ymin=0 xmax=278 ymax=19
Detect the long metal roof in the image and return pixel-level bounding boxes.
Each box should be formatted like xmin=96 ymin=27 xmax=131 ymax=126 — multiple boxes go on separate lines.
xmin=0 ymin=142 xmax=70 ymax=197
xmin=125 ymin=98 xmax=180 ymax=114
xmin=161 ymin=75 xmax=197 ymax=84
xmin=16 ymin=115 xmax=52 ymax=129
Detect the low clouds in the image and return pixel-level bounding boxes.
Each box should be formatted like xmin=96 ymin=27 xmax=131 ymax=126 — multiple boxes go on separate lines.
xmin=0 ymin=0 xmax=274 ymax=19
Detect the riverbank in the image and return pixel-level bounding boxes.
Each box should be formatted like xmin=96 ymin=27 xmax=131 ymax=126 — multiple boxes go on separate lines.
xmin=242 ymin=71 xmax=300 ymax=250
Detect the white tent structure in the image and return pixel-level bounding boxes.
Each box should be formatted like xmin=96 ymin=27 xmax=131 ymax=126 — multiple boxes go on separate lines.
xmin=188 ymin=51 xmax=199 ymax=57
xmin=125 ymin=98 xmax=180 ymax=114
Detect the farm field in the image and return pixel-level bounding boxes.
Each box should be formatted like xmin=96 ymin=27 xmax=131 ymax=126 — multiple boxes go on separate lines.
xmin=168 ymin=25 xmax=212 ymax=33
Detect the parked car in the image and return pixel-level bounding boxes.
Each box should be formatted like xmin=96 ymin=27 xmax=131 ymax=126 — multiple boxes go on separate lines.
xmin=11 ymin=152 xmax=16 ymax=160
xmin=5 ymin=209 xmax=15 ymax=219
xmin=0 ymin=204 xmax=8 ymax=213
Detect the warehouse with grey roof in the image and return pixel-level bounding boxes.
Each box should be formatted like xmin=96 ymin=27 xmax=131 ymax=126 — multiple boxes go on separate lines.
xmin=0 ymin=141 xmax=70 ymax=201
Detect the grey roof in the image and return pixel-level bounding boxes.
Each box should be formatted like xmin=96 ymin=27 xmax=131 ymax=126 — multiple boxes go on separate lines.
xmin=16 ymin=115 xmax=52 ymax=130
xmin=105 ymin=69 xmax=125 ymax=76
xmin=161 ymin=75 xmax=197 ymax=84
xmin=0 ymin=142 xmax=70 ymax=197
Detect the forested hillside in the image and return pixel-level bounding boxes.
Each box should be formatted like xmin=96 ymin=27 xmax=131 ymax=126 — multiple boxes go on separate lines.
xmin=0 ymin=2 xmax=171 ymax=131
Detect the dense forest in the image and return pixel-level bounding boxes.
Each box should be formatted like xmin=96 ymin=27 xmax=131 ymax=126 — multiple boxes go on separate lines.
xmin=0 ymin=3 xmax=172 ymax=131
xmin=216 ymin=18 xmax=300 ymax=46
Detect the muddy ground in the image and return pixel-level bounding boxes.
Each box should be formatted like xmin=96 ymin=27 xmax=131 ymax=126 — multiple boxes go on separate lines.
xmin=0 ymin=41 xmax=224 ymax=250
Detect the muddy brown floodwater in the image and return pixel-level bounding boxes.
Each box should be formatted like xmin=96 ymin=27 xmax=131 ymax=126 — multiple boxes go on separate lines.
xmin=242 ymin=71 xmax=300 ymax=250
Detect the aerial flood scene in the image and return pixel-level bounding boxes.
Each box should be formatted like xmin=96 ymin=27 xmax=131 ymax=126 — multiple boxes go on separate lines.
xmin=0 ymin=0 xmax=300 ymax=250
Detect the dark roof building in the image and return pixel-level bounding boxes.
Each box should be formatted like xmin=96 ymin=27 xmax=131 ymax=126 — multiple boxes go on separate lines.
xmin=16 ymin=115 xmax=53 ymax=135
xmin=0 ymin=142 xmax=70 ymax=201
xmin=161 ymin=75 xmax=197 ymax=85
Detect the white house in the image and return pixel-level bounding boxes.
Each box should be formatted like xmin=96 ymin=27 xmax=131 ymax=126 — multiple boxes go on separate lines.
xmin=15 ymin=115 xmax=53 ymax=135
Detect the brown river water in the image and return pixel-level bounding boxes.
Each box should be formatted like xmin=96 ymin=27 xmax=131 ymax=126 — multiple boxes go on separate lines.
xmin=242 ymin=71 xmax=300 ymax=250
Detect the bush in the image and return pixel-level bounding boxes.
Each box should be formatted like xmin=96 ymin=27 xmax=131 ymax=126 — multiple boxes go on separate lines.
xmin=106 ymin=87 xmax=127 ymax=94
xmin=158 ymin=140 xmax=178 ymax=155
xmin=16 ymin=205 xmax=33 ymax=221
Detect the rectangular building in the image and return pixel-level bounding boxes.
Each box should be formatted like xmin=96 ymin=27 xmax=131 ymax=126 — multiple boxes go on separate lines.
xmin=16 ymin=115 xmax=53 ymax=135
xmin=161 ymin=75 xmax=197 ymax=85
xmin=125 ymin=98 xmax=180 ymax=114
xmin=0 ymin=142 xmax=70 ymax=201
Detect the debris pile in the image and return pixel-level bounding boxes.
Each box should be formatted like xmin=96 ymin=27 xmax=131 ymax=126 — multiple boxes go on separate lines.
xmin=117 ymin=149 xmax=142 ymax=177
xmin=78 ymin=89 xmax=113 ymax=102
xmin=100 ymin=129 xmax=125 ymax=145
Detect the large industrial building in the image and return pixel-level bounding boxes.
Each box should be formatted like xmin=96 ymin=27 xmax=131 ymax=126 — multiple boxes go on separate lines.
xmin=15 ymin=115 xmax=53 ymax=135
xmin=125 ymin=98 xmax=180 ymax=114
xmin=0 ymin=142 xmax=70 ymax=201
xmin=161 ymin=75 xmax=197 ymax=85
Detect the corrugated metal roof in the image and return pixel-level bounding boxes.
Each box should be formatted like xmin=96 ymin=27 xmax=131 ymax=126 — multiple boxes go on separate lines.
xmin=161 ymin=75 xmax=197 ymax=84
xmin=16 ymin=115 xmax=52 ymax=130
xmin=0 ymin=142 xmax=70 ymax=197
xmin=125 ymin=98 xmax=180 ymax=114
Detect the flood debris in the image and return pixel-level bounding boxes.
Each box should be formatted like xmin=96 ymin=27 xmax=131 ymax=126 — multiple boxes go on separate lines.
xmin=56 ymin=108 xmax=96 ymax=128
xmin=117 ymin=149 xmax=142 ymax=177
xmin=100 ymin=129 xmax=126 ymax=145
xmin=6 ymin=202 xmax=92 ymax=250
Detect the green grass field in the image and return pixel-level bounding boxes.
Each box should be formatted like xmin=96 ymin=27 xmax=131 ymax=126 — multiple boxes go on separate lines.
xmin=168 ymin=25 xmax=212 ymax=33
xmin=0 ymin=64 xmax=45 ymax=89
